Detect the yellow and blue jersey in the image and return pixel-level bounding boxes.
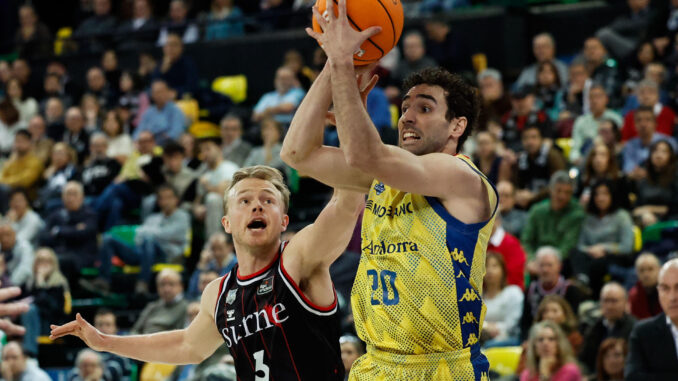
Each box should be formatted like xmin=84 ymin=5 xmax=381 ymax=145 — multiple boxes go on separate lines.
xmin=350 ymin=155 xmax=498 ymax=381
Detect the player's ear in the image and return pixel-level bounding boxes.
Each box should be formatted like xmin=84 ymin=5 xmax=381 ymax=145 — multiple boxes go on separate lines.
xmin=281 ymin=214 xmax=289 ymax=232
xmin=450 ymin=117 xmax=467 ymax=139
xmin=222 ymin=216 xmax=232 ymax=234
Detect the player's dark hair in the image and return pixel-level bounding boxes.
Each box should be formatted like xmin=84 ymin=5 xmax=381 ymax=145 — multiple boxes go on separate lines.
xmin=402 ymin=67 xmax=480 ymax=154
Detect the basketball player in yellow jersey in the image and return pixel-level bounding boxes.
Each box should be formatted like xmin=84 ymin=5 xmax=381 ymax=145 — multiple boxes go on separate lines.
xmin=281 ymin=1 xmax=496 ymax=379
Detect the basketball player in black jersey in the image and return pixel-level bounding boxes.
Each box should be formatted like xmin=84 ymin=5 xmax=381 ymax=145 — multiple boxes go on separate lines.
xmin=50 ymin=165 xmax=364 ymax=380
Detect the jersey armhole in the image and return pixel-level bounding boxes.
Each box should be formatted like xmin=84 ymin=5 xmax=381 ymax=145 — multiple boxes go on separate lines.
xmin=213 ymin=273 xmax=230 ymax=323
xmin=278 ymin=250 xmax=338 ymax=317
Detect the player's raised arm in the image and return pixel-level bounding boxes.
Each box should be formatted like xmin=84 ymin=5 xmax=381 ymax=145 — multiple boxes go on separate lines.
xmin=49 ymin=278 xmax=225 ymax=365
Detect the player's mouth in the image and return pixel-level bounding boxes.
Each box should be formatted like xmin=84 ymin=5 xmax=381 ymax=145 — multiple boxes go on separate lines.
xmin=401 ymin=130 xmax=421 ymax=143
xmin=247 ymin=218 xmax=267 ymax=231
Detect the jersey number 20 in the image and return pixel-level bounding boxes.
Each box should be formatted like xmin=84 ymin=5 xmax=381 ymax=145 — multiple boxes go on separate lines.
xmin=367 ymin=270 xmax=399 ymax=305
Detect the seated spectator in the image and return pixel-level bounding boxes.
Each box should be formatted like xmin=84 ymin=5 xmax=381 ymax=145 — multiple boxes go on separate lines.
xmin=220 ymin=114 xmax=252 ymax=167
xmin=625 ymin=258 xmax=678 ymax=379
xmin=482 ymin=252 xmax=523 ymax=347
xmin=622 ymin=105 xmax=678 ymax=176
xmin=81 ymin=93 xmax=103 ymax=132
xmin=621 ymin=80 xmax=675 ymax=141
xmin=629 ymin=252 xmax=662 ymax=319
xmin=193 ymin=138 xmax=238 ymax=239
xmin=118 ymin=73 xmax=149 ymax=131
xmin=6 ymin=188 xmax=43 ymax=247
xmin=252 ymin=66 xmax=306 ymax=127
xmin=593 ymin=118 xmax=624 ymax=163
xmin=131 ymin=269 xmax=189 ymax=334
xmin=562 ymin=60 xmax=590 ymax=118
xmin=0 ymin=223 xmax=34 ymax=287
xmin=188 ymin=232 xmax=236 ymax=298
xmin=62 ymin=107 xmax=91 ymax=165
xmin=340 ymin=335 xmax=365 ymax=377
xmin=496 ymin=180 xmax=528 ymax=236
xmin=477 ymin=69 xmax=512 ymax=131
xmin=487 ymin=215 xmax=527 ymax=289
xmin=203 ymin=0 xmax=245 ymax=41
xmin=0 ymin=341 xmax=50 ymax=381
xmin=151 ymin=34 xmax=199 ymax=97
xmin=158 ymin=0 xmax=199 ymax=46
xmin=387 ymin=32 xmax=437 ymax=94
xmin=0 ymin=129 xmax=43 ymax=213
xmin=67 ymin=349 xmax=106 ymax=381
xmin=583 ymin=37 xmax=621 ymax=108
xmin=27 ymin=116 xmax=53 ymax=165
xmin=570 ymin=85 xmax=623 ymax=165
xmin=516 ymin=33 xmax=569 ymax=89
xmin=180 ymin=132 xmax=202 ymax=170
xmin=622 ymin=42 xmax=656 ymax=96
xmin=93 ymin=309 xmax=134 ymax=381
xmin=282 ymin=49 xmax=314 ymax=91
xmin=505 ymin=125 xmax=566 ymax=208
xmin=0 ymin=99 xmax=23 ymax=157
xmin=595 ymin=0 xmax=656 ymax=60
xmin=577 ymin=141 xmax=631 ymax=209
xmin=622 ymin=63 xmax=671 ymax=116
xmin=534 ymin=61 xmax=565 ymax=122
xmin=473 ymin=131 xmax=508 ymax=186
xmin=12 ymin=59 xmax=41 ymax=99
xmin=38 ymin=143 xmax=80 ymax=213
xmin=14 ymin=4 xmax=51 ymax=59
xmin=85 ymin=67 xmax=115 ymax=110
xmin=6 ymin=78 xmax=38 ymax=125
xmin=115 ymin=0 xmax=158 ymax=51
xmin=20 ymin=247 xmax=70 ymax=357
xmin=91 ymin=184 xmax=189 ymax=294
xmin=72 ymin=0 xmax=117 ymax=54
xmin=40 ymin=181 xmax=98 ymax=281
xmin=40 ymin=73 xmax=73 ymax=113
xmin=572 ymin=180 xmax=634 ymax=294
xmin=244 ymin=118 xmax=287 ymax=171
xmin=579 ymin=283 xmax=635 ymax=375
xmin=595 ymin=338 xmax=627 ymax=381
xmin=632 ymin=140 xmax=678 ymax=226
xmin=535 ymin=295 xmax=583 ymax=354
xmin=501 ymin=87 xmax=552 ymax=152
xmin=101 ymin=50 xmax=121 ymax=92
xmin=102 ymin=110 xmax=133 ymax=164
xmin=134 ymin=80 xmax=187 ymax=145
xmin=520 ymin=321 xmax=582 ymax=381
xmin=82 ymin=133 xmax=122 ymax=199
xmin=45 ymin=97 xmax=66 ymax=141
xmin=520 ymin=246 xmax=586 ymax=337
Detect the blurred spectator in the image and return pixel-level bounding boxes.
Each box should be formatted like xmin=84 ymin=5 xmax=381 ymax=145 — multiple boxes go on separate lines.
xmin=473 ymin=131 xmax=508 ymax=186
xmin=38 ymin=142 xmax=81 ymax=213
xmin=220 ymin=114 xmax=252 ymax=167
xmin=521 ymin=171 xmax=585 ymax=262
xmin=632 ymin=140 xmax=678 ymax=226
xmin=621 ymin=80 xmax=675 ymax=141
xmin=188 ymin=232 xmax=236 ymax=298
xmin=204 ymin=0 xmax=245 ymax=41
xmin=40 ymin=74 xmax=73 ymax=113
xmin=578 ymin=141 xmax=631 ymax=211
xmin=115 ymin=0 xmax=159 ymax=51
xmin=118 ymin=71 xmax=149 ymax=129
xmin=45 ymin=60 xmax=81 ymax=103
xmin=134 ymin=80 xmax=187 ymax=145
xmin=14 ymin=5 xmax=52 ymax=59
xmin=158 ymin=0 xmax=199 ymax=46
xmin=12 ymin=59 xmax=41 ymax=99
xmin=622 ymin=106 xmax=677 ymax=178
xmin=85 ymin=67 xmax=114 ymax=110
xmin=596 ymin=0 xmax=656 ymax=60
xmin=501 ymin=87 xmax=552 ymax=152
xmin=482 ymin=252 xmax=523 ymax=347
xmin=516 ymin=33 xmax=569 ymax=89
xmin=82 ymin=133 xmax=122 ymax=198
xmin=282 ymin=49 xmax=314 ymax=91
xmin=579 ymin=283 xmax=635 ymax=375
xmin=572 ymin=180 xmax=634 ymax=294
xmin=563 ymin=60 xmax=590 ymax=118
xmin=101 ymin=50 xmax=121 ymax=92
xmin=131 ymin=269 xmax=188 ymax=334
xmin=629 ymin=252 xmax=662 ymax=319
xmin=570 ymin=85 xmax=623 ymax=165
xmin=137 ymin=52 xmax=158 ymax=89
xmin=102 ymin=111 xmax=133 ymax=164
xmin=27 ymin=116 xmax=54 ymax=165
xmin=535 ymin=295 xmax=583 ymax=354
xmin=594 ymin=338 xmax=627 ymax=381
xmin=387 ymin=32 xmax=437 ymax=93
xmin=496 ymin=180 xmax=527 ymax=236
xmin=67 ymin=349 xmax=105 ymax=381
xmin=151 ymin=34 xmax=199 ymax=97
xmin=62 ymin=107 xmax=91 ymax=165
xmin=6 ymin=78 xmax=38 ymax=125
xmin=477 ymin=69 xmax=511 ymax=132
xmin=40 ymin=181 xmax=98 ymax=281
xmin=424 ymin=18 xmax=469 ymax=73
xmin=0 ymin=341 xmax=51 ymax=381
xmin=521 ymin=247 xmax=586 ymax=337
xmin=0 ymin=130 xmax=44 ymax=214
xmin=622 ymin=62 xmax=671 ymax=115
xmin=583 ymin=37 xmax=621 ymax=108
xmin=534 ymin=61 xmax=565 ymax=122
xmin=193 ymin=137 xmax=238 ymax=239
xmin=72 ymin=0 xmax=117 ymax=54
xmin=6 ymin=188 xmax=44 ymax=247
xmin=252 ymin=66 xmax=305 ymax=126
xmin=340 ymin=335 xmax=365 ymax=379
xmin=80 ymin=93 xmax=103 ymax=132
xmin=244 ymin=118 xmax=286 ymax=170
xmin=45 ymin=97 xmax=66 ymax=141
xmin=0 ymin=223 xmax=34 ymax=287
xmin=180 ymin=132 xmax=202 ymax=170
xmin=93 ymin=309 xmax=134 ymax=381
xmin=0 ymin=61 xmax=10 ymax=95
xmin=520 ymin=321 xmax=582 ymax=381
xmin=623 ymin=41 xmax=656 ymax=95
xmin=625 ymin=258 xmax=678 ymax=379
xmin=0 ymin=100 xmax=23 ymax=157
xmin=487 ymin=215 xmax=527 ymax=290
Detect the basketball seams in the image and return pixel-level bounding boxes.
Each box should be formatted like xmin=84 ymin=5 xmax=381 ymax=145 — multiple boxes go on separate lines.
xmin=374 ymin=0 xmax=396 ymax=49
xmin=331 ymin=0 xmax=385 ymax=60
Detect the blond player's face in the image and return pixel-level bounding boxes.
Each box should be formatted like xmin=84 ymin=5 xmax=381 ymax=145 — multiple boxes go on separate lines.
xmin=398 ymin=84 xmax=452 ymax=156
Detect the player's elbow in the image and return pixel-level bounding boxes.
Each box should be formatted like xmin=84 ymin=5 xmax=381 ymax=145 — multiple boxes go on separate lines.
xmin=345 ymin=150 xmax=376 ymax=172
xmin=280 ymin=145 xmax=304 ymax=168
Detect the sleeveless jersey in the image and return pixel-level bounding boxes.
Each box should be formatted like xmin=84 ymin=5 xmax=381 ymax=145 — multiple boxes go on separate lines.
xmin=350 ymin=155 xmax=498 ymax=380
xmin=214 ymin=242 xmax=344 ymax=381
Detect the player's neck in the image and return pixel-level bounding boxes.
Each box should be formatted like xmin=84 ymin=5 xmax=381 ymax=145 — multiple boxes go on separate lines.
xmin=234 ymin=239 xmax=281 ymax=278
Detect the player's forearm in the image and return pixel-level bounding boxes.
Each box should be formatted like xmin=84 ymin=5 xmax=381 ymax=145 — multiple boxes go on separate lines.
xmin=281 ymin=66 xmax=332 ymax=166
xmin=101 ymin=329 xmax=204 ymax=365
xmin=329 ymin=59 xmax=383 ymax=169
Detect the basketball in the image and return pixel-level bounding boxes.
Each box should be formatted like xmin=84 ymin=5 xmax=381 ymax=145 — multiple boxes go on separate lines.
xmin=312 ymin=0 xmax=404 ymax=65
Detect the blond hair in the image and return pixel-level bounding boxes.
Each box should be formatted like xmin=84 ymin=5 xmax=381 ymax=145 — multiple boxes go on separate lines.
xmin=223 ymin=165 xmax=290 ymax=215
xmin=525 ymin=321 xmax=576 ymax=378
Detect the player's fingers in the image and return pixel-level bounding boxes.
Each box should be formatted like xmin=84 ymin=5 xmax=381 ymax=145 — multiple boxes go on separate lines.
xmin=0 ymin=319 xmax=25 ymax=336
xmin=305 ymin=28 xmax=322 ymax=41
xmin=325 ymin=0 xmax=333 ymax=20
xmin=0 ymin=287 xmax=22 ymax=302
xmin=49 ymin=320 xmax=79 ymax=337
xmin=362 ymin=74 xmax=379 ymax=94
xmin=0 ymin=301 xmax=29 ymax=317
xmin=338 ymin=0 xmax=347 ymax=19
xmin=362 ymin=26 xmax=382 ymax=39
xmin=326 ymin=111 xmax=337 ymax=126
xmin=311 ymin=6 xmax=326 ymax=30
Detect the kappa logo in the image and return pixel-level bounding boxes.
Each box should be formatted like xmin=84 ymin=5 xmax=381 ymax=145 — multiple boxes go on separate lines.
xmin=226 ymin=309 xmax=236 ymax=322
xmin=257 ymin=276 xmax=274 ymax=295
xmin=459 ymin=288 xmax=479 ymax=302
xmin=225 ymin=289 xmax=237 ymax=305
xmin=451 ymin=248 xmax=469 ymax=266
xmin=374 ymin=182 xmax=385 ymax=195
xmin=462 ymin=312 xmax=478 ymax=324
xmin=456 ymin=270 xmax=464 ymax=279
xmin=466 ymin=333 xmax=478 ymax=346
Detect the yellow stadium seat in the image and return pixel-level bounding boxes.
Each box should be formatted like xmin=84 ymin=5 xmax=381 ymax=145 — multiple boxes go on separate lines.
xmin=633 ymin=225 xmax=642 ymax=252
xmin=389 ymin=104 xmax=399 ymax=129
xmin=140 ymin=363 xmax=176 ymax=381
xmin=54 ymin=27 xmax=72 ymax=56
xmin=176 ymin=99 xmax=199 ymax=125
xmin=484 ymin=346 xmax=522 ymax=377
xmin=189 ymin=121 xmax=220 ymax=138
xmin=212 ymin=75 xmax=247 ymax=103
xmin=555 ymin=138 xmax=573 ymax=160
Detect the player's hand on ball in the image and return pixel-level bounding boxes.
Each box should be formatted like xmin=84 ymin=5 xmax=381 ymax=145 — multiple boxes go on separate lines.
xmin=50 ymin=313 xmax=105 ymax=351
xmin=325 ymin=70 xmax=379 ymax=125
xmin=306 ymin=0 xmax=381 ymax=62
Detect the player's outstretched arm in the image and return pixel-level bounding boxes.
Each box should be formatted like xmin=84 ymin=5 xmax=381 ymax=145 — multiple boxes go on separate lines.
xmin=50 ymin=278 xmax=225 ymax=365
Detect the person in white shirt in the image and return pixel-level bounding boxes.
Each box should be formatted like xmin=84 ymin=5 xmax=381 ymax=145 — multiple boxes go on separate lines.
xmin=482 ymin=251 xmax=524 ymax=347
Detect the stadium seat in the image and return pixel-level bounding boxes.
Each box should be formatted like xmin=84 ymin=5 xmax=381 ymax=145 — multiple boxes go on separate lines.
xmin=189 ymin=120 xmax=220 ymax=138
xmin=54 ymin=27 xmax=72 ymax=56
xmin=555 ymin=138 xmax=573 ymax=160
xmin=642 ymin=220 xmax=678 ymax=243
xmin=176 ymin=98 xmax=200 ymax=125
xmin=633 ymin=225 xmax=642 ymax=252
xmin=484 ymin=346 xmax=522 ymax=377
xmin=140 ymin=363 xmax=176 ymax=381
xmin=212 ymin=75 xmax=247 ymax=104
xmin=390 ymin=104 xmax=399 ymax=129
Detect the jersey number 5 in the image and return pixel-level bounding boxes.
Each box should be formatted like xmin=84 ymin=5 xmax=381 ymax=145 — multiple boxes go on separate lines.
xmin=254 ymin=350 xmax=269 ymax=380
xmin=367 ymin=270 xmax=399 ymax=305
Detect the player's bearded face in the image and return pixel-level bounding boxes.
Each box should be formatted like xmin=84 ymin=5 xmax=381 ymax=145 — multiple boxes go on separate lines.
xmin=398 ymin=85 xmax=451 ymax=156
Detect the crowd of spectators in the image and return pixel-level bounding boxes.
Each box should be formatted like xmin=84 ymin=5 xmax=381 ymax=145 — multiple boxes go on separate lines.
xmin=0 ymin=0 xmax=678 ymax=380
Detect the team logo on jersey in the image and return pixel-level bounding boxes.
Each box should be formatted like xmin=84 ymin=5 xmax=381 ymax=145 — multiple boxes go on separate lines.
xmin=225 ymin=289 xmax=237 ymax=305
xmin=456 ymin=270 xmax=464 ymax=278
xmin=226 ymin=309 xmax=236 ymax=322
xmin=257 ymin=276 xmax=274 ymax=295
xmin=365 ymin=200 xmax=413 ymax=218
xmin=374 ymin=182 xmax=385 ymax=195
xmin=459 ymin=288 xmax=479 ymax=302
xmin=451 ymin=248 xmax=469 ymax=266
xmin=466 ymin=333 xmax=478 ymax=346
xmin=362 ymin=240 xmax=419 ymax=255
xmin=462 ymin=312 xmax=478 ymax=324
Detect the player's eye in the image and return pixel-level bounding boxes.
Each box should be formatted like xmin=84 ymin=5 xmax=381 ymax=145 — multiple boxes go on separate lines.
xmin=422 ymin=106 xmax=431 ymax=112
xmin=240 ymin=199 xmax=249 ymax=204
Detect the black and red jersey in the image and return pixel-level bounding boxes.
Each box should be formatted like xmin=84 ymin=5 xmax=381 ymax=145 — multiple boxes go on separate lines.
xmin=214 ymin=242 xmax=344 ymax=381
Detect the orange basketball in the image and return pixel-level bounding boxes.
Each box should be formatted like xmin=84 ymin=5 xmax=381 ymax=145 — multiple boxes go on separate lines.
xmin=312 ymin=0 xmax=404 ymax=66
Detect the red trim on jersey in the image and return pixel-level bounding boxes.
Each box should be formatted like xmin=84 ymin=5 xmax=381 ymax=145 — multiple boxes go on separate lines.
xmin=236 ymin=251 xmax=280 ymax=280
xmin=279 ymin=253 xmax=338 ymax=312
xmin=240 ymin=290 xmax=255 ymax=370
xmin=274 ymin=292 xmax=301 ymax=380
xmin=214 ymin=274 xmax=228 ymax=314
xmin=252 ymin=293 xmax=272 ymax=359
